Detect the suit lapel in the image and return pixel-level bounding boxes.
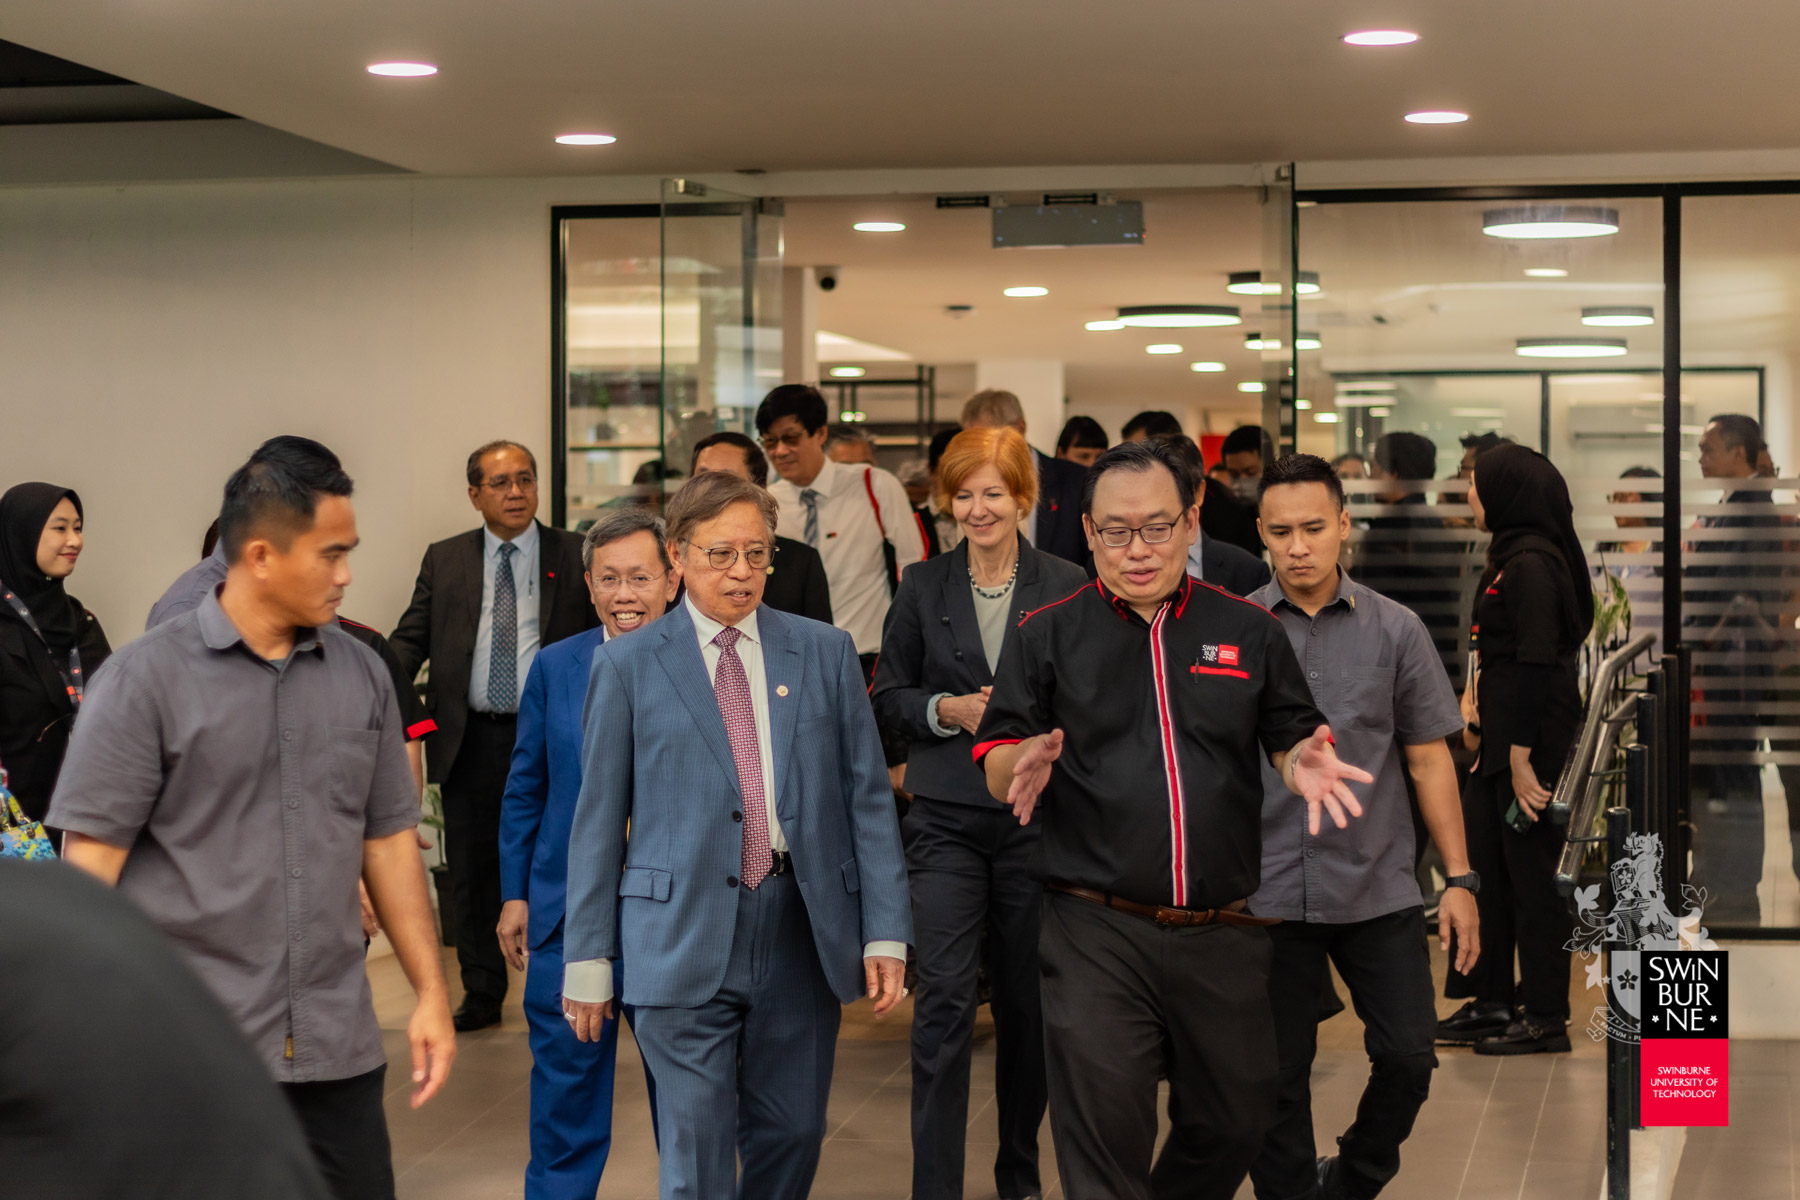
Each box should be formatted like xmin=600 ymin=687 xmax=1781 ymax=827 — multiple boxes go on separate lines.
xmin=1008 ymin=543 xmax=1052 ymax=649
xmin=759 ymin=609 xmax=803 ymax=829
xmin=457 ymin=529 xmax=485 ymax=637
xmin=942 ymin=542 xmax=993 ymax=686
xmin=536 ymin=522 xmax=558 ymax=631
xmin=653 ymin=607 xmax=739 ymax=789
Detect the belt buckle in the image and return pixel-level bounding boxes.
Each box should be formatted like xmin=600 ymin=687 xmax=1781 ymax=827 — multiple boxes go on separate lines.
xmin=1153 ymin=906 xmax=1185 ymax=926
xmin=769 ymin=851 xmax=791 ymax=876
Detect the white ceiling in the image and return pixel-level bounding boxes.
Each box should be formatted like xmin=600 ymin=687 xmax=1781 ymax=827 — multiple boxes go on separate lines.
xmin=7 ymin=2 xmax=1800 ymax=178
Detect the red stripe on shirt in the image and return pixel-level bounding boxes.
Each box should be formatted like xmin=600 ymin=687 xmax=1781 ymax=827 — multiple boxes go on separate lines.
xmin=1189 ymin=665 xmax=1250 ymax=679
xmin=1017 ymin=581 xmax=1097 ymax=627
xmin=1148 ymin=601 xmax=1188 ymax=907
xmin=972 ymin=737 xmax=1023 ymax=766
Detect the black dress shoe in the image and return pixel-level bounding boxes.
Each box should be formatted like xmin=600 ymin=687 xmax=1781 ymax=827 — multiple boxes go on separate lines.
xmin=1474 ymin=1014 xmax=1572 ymax=1055
xmin=452 ymin=1000 xmax=503 ymax=1032
xmin=1435 ymin=999 xmax=1512 ymax=1045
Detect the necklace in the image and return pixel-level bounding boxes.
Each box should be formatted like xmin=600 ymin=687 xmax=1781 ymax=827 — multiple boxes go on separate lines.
xmin=970 ymin=553 xmax=1019 ymax=599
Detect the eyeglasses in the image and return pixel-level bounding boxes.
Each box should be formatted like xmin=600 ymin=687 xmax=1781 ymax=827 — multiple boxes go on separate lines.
xmin=758 ymin=431 xmax=808 ymax=451
xmin=693 ymin=544 xmax=772 ymax=571
xmin=593 ymin=570 xmax=667 ymax=593
xmin=481 ymin=473 xmax=537 ymax=494
xmin=1093 ymin=520 xmax=1181 ymax=549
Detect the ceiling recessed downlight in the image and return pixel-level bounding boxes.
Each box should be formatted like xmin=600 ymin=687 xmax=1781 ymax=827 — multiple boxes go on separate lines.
xmin=1524 ymin=267 xmax=1570 ymax=278
xmin=1314 ymin=412 xmax=1342 ymax=423
xmin=1226 ymin=270 xmax=1321 ymax=296
xmin=1190 ymin=361 xmax=1226 ymax=372
xmin=1515 ymin=336 xmax=1629 ymax=359
xmin=555 ymin=133 xmax=617 ymax=145
xmin=829 ymin=366 xmax=866 ymax=378
xmin=1004 ymin=286 xmax=1049 ymax=297
xmin=1405 ymin=110 xmax=1469 ymax=124
xmin=1238 ymin=381 xmax=1266 ymax=393
xmin=1344 ymin=29 xmax=1420 ymax=45
xmin=1085 ymin=319 xmax=1125 ymax=331
xmin=852 ymin=222 xmax=905 ymax=233
xmin=1582 ymin=305 xmax=1656 ymax=327
xmin=1295 ymin=399 xmax=1313 ymax=410
xmin=1146 ymin=344 xmax=1184 ymax=355
xmin=367 ymin=62 xmax=437 ymax=77
xmin=1483 ymin=206 xmax=1619 ymax=239
xmin=1117 ymin=304 xmax=1241 ymax=328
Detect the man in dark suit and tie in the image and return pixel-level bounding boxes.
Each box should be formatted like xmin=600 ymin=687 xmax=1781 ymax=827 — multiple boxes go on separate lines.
xmin=960 ymin=389 xmax=1089 ymax=567
xmin=496 ymin=507 xmax=677 ymax=1198
xmin=390 ymin=440 xmax=598 ymax=1031
xmin=561 ymin=471 xmax=912 ymax=1200
xmin=690 ymin=431 xmax=833 ymax=625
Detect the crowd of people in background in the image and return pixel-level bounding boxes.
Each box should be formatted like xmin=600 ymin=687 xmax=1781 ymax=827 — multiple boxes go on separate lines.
xmin=0 ymin=392 xmax=1788 ymax=1200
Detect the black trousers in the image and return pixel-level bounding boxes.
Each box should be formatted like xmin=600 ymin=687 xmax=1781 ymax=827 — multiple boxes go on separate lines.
xmin=442 ymin=713 xmax=514 ymax=1006
xmin=902 ymin=797 xmax=1046 ymax=1200
xmin=281 ymin=1065 xmax=394 ymax=1200
xmin=1040 ymin=891 xmax=1276 ymax=1200
xmin=1250 ymin=909 xmax=1438 ymax=1200
xmin=1445 ymin=766 xmax=1571 ymax=1020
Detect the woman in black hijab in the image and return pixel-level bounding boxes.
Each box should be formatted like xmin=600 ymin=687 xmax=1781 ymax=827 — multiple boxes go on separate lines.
xmin=0 ymin=483 xmax=111 ymax=822
xmin=1438 ymin=444 xmax=1592 ymax=1055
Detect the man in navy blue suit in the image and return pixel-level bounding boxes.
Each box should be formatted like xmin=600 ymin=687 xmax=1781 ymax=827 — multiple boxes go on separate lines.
xmin=562 ymin=470 xmax=913 ymax=1200
xmin=496 ymin=508 xmax=678 ymax=1199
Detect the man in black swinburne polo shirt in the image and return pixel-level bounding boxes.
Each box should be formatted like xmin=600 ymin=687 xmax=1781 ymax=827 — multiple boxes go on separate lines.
xmin=51 ymin=441 xmax=457 ymax=1200
xmin=974 ymin=438 xmax=1373 ymax=1200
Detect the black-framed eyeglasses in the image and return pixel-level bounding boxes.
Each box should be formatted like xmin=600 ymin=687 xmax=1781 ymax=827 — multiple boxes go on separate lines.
xmin=1093 ymin=519 xmax=1182 ymax=549
xmin=693 ymin=544 xmax=772 ymax=571
xmin=759 ymin=431 xmax=808 ymax=451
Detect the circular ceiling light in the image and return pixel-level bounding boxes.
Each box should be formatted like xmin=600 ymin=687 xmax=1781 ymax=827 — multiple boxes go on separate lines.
xmin=367 ymin=62 xmax=438 ymax=77
xmin=1117 ymin=304 xmax=1241 ymax=328
xmin=1515 ymin=336 xmax=1629 ymax=359
xmin=1238 ymin=381 xmax=1266 ymax=393
xmin=1405 ymin=110 xmax=1469 ymax=124
xmin=1004 ymin=286 xmax=1049 ymax=297
xmin=1226 ymin=271 xmax=1321 ymax=296
xmin=1582 ymin=305 xmax=1656 ymax=327
xmin=555 ymin=133 xmax=617 ymax=145
xmin=1085 ymin=319 xmax=1125 ymax=331
xmin=852 ymin=221 xmax=905 ymax=233
xmin=1146 ymin=344 xmax=1184 ymax=355
xmin=829 ymin=366 xmax=866 ymax=378
xmin=1344 ymin=29 xmax=1420 ymax=45
xmin=1524 ymin=267 xmax=1570 ymax=278
xmin=1190 ymin=361 xmax=1226 ymax=372
xmin=1335 ymin=380 xmax=1396 ymax=391
xmin=1483 ymin=206 xmax=1619 ymax=239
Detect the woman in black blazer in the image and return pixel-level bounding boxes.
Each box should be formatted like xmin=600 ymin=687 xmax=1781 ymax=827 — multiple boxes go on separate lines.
xmin=0 ymin=483 xmax=110 ymax=822
xmin=872 ymin=426 xmax=1088 ymax=1200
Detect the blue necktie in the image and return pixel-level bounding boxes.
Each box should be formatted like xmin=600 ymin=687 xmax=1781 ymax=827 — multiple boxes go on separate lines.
xmin=487 ymin=542 xmax=518 ymax=712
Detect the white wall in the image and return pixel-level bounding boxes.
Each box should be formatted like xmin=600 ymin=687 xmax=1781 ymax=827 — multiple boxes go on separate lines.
xmin=0 ymin=174 xmax=662 ymax=640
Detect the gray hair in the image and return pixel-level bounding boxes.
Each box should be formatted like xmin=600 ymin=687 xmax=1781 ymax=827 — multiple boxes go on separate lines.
xmin=960 ymin=388 xmax=1024 ymax=429
xmin=824 ymin=423 xmax=874 ymax=450
xmin=665 ymin=471 xmax=780 ymax=548
xmin=581 ymin=508 xmax=670 ymax=573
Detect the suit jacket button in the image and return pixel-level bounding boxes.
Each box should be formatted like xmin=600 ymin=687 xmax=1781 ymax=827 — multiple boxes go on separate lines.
xmin=726 ymin=875 xmax=739 ymax=888
xmin=732 ymin=811 xmax=744 ymax=822
xmin=954 ymin=651 xmax=964 ymax=661
xmin=940 ymin=616 xmax=950 ymax=625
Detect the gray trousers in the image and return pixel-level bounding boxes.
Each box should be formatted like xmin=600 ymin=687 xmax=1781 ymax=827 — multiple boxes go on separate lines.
xmin=629 ymin=872 xmax=841 ymax=1200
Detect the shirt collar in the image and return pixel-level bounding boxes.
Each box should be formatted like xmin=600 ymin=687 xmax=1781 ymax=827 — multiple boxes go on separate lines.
xmin=686 ymin=593 xmax=762 ymax=649
xmin=198 ymin=585 xmax=324 ymax=656
xmin=794 ymin=457 xmax=841 ymax=497
xmin=1263 ymin=565 xmax=1359 ymax=615
xmin=1095 ymin=572 xmax=1193 ymax=624
xmin=483 ymin=520 xmax=539 ymax=559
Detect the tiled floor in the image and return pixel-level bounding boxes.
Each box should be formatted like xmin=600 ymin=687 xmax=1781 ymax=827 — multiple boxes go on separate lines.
xmin=369 ymin=939 xmax=1642 ymax=1199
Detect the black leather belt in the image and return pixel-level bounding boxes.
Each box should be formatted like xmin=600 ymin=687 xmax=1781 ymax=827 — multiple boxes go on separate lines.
xmin=470 ymin=711 xmax=518 ymax=723
xmin=1046 ymin=880 xmax=1280 ymax=928
xmin=769 ymin=850 xmax=792 ymax=877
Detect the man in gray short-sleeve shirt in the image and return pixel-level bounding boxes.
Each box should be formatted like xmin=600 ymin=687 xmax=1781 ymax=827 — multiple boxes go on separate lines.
xmin=51 ymin=435 xmax=455 ymax=1200
xmin=1245 ymin=454 xmax=1479 ymax=1200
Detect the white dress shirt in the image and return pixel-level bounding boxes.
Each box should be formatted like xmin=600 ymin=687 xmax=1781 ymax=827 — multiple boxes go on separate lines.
xmin=562 ymin=596 xmax=905 ymax=1005
xmin=468 ymin=521 xmax=542 ymax=712
xmin=769 ymin=459 xmax=925 ymax=656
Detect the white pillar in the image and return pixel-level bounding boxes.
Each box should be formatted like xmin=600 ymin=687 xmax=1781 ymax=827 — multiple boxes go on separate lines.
xmin=974 ymin=359 xmax=1065 ymax=455
xmin=782 ymin=266 xmax=819 ymax=385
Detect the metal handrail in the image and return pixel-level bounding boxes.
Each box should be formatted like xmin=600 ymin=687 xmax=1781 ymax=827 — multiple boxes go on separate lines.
xmin=1547 ymin=632 xmax=1658 ymax=827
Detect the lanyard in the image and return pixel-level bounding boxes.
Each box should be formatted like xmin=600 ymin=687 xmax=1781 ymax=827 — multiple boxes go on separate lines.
xmin=1 ymin=583 xmax=84 ymax=709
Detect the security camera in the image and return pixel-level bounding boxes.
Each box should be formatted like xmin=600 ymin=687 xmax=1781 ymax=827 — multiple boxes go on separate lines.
xmin=817 ymin=267 xmax=841 ymax=291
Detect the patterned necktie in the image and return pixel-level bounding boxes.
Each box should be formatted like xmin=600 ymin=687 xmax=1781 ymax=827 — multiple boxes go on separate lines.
xmin=800 ymin=489 xmax=821 ymax=548
xmin=487 ymin=541 xmax=518 ymax=712
xmin=711 ymin=626 xmax=770 ymax=890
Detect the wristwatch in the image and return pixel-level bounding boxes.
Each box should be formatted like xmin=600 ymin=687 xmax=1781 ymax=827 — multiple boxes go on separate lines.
xmin=1444 ymin=871 xmax=1482 ymax=896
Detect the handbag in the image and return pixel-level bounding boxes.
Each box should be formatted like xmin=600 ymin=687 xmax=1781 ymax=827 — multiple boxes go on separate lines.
xmin=0 ymin=767 xmax=56 ymax=860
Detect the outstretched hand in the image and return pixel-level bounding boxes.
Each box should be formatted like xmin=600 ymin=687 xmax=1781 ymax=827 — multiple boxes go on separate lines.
xmin=1007 ymin=730 xmax=1065 ymax=825
xmin=1290 ymin=725 xmax=1373 ymax=835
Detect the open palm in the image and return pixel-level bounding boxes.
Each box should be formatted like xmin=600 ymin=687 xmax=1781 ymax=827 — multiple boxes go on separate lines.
xmin=1292 ymin=725 xmax=1373 ymax=835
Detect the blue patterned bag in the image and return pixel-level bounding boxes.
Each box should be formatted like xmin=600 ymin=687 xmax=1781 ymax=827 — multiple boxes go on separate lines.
xmin=0 ymin=768 xmax=56 ymax=860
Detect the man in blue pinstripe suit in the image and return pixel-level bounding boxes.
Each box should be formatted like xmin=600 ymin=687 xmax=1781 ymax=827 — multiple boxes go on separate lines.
xmin=562 ymin=471 xmax=913 ymax=1200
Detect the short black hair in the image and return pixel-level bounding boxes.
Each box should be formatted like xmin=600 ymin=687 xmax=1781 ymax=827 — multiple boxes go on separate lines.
xmin=1082 ymin=438 xmax=1196 ymax=518
xmin=754 ymin=384 xmax=829 ymax=436
xmin=1618 ymin=464 xmax=1664 ymax=506
xmin=1151 ymin=433 xmax=1206 ymax=492
xmin=466 ymin=440 xmax=537 ymax=488
xmin=218 ymin=436 xmax=353 ymax=563
xmin=1221 ymin=424 xmax=1273 ymax=464
xmin=1057 ymin=415 xmax=1109 ymax=453
xmin=1120 ymin=410 xmax=1184 ymax=441
xmin=1259 ymin=453 xmax=1346 ymax=511
xmin=1458 ymin=431 xmax=1514 ymax=458
xmin=691 ymin=431 xmax=769 ymax=488
xmin=928 ymin=427 xmax=959 ymax=473
xmin=1373 ymin=431 xmax=1438 ymax=481
xmin=1707 ymin=413 xmax=1767 ymax=463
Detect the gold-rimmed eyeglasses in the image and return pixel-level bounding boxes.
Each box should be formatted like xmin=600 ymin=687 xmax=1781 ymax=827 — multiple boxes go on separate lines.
xmin=692 ymin=544 xmax=772 ymax=571
xmin=593 ymin=570 xmax=667 ymax=593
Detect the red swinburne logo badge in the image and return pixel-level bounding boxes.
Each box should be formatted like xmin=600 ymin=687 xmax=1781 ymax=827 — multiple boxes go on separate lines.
xmin=1218 ymin=645 xmax=1239 ymax=666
